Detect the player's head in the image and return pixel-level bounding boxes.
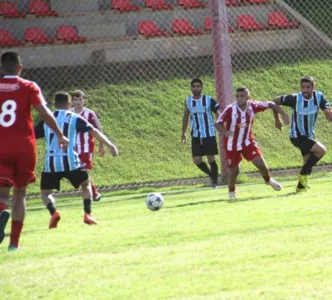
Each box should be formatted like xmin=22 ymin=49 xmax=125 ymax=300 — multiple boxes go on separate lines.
xmin=1 ymin=51 xmax=22 ymax=75
xmin=72 ymin=90 xmax=85 ymax=109
xmin=300 ymin=76 xmax=315 ymax=99
xmin=236 ymin=87 xmax=250 ymax=107
xmin=191 ymin=78 xmax=203 ymax=97
xmin=54 ymin=91 xmax=72 ymax=110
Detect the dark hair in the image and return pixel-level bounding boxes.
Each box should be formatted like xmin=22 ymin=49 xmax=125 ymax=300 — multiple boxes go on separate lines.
xmin=1 ymin=51 xmax=21 ymax=74
xmin=72 ymin=90 xmax=85 ymax=98
xmin=300 ymin=76 xmax=315 ymax=87
xmin=54 ymin=91 xmax=71 ymax=108
xmin=236 ymin=87 xmax=250 ymax=94
xmin=191 ymin=78 xmax=203 ymax=87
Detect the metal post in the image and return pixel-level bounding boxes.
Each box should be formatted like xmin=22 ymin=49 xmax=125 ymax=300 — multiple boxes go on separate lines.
xmin=209 ymin=0 xmax=234 ymax=183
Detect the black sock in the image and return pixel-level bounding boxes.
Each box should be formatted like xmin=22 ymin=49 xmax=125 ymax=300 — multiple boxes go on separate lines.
xmin=297 ymin=182 xmax=305 ymax=189
xmin=300 ymin=154 xmax=320 ymax=175
xmin=47 ymin=202 xmax=56 ymax=216
xmin=209 ymin=160 xmax=218 ymax=180
xmin=196 ymin=162 xmax=211 ymax=176
xmin=83 ymin=198 xmax=91 ymax=214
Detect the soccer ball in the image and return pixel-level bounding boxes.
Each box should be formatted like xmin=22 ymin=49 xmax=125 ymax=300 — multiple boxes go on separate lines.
xmin=146 ymin=193 xmax=164 ymax=211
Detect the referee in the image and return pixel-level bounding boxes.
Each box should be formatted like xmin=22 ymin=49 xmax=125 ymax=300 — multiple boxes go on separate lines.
xmin=182 ymin=78 xmax=220 ymax=187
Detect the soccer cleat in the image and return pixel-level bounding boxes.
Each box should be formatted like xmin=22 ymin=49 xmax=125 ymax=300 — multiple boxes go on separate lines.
xmin=211 ymin=178 xmax=218 ymax=189
xmin=49 ymin=211 xmax=61 ymax=229
xmin=297 ymin=174 xmax=311 ymax=189
xmin=267 ymin=178 xmax=282 ymax=191
xmin=0 ymin=210 xmax=10 ymax=245
xmin=296 ymin=186 xmax=307 ymax=193
xmin=93 ymin=192 xmax=102 ymax=202
xmin=84 ymin=213 xmax=97 ymax=225
xmin=229 ymin=192 xmax=236 ymax=202
xmin=8 ymin=244 xmax=19 ymax=252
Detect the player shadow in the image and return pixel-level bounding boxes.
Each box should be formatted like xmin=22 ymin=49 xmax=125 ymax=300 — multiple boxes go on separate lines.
xmin=166 ymin=191 xmax=297 ymax=209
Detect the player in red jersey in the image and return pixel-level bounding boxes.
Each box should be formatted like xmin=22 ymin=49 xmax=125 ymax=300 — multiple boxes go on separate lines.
xmin=215 ymin=87 xmax=289 ymax=201
xmin=72 ymin=90 xmax=104 ymax=201
xmin=0 ymin=51 xmax=68 ymax=250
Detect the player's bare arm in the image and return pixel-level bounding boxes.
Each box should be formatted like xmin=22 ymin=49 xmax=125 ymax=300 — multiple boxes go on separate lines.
xmin=89 ymin=128 xmax=119 ymax=156
xmin=94 ymin=113 xmax=105 ymax=157
xmin=323 ymin=108 xmax=332 ymax=121
xmin=35 ymin=103 xmax=69 ymax=149
xmin=181 ymin=102 xmax=190 ymax=144
xmin=268 ymin=102 xmax=290 ymax=127
xmin=215 ymin=120 xmax=233 ymax=136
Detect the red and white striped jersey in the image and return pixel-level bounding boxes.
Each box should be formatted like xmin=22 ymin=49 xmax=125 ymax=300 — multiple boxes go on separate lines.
xmin=72 ymin=107 xmax=101 ymax=154
xmin=217 ymin=100 xmax=271 ymax=151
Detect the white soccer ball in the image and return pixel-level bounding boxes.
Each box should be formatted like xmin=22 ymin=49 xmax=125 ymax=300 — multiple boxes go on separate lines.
xmin=146 ymin=193 xmax=164 ymax=211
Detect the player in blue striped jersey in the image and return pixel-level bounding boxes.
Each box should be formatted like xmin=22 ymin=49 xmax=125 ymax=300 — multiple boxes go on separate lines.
xmin=35 ymin=92 xmax=118 ymax=228
xmin=274 ymin=76 xmax=332 ymax=192
xmin=182 ymin=78 xmax=220 ymax=187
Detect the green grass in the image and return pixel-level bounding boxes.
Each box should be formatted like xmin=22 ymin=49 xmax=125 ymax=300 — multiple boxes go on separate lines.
xmin=2 ymin=176 xmax=332 ymax=299
xmin=29 ymin=58 xmax=332 ymax=195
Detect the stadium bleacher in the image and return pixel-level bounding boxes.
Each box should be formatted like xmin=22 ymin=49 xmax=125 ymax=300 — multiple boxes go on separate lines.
xmin=0 ymin=0 xmax=303 ymax=68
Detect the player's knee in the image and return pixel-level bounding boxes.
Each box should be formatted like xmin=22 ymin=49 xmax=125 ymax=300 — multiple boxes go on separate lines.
xmin=80 ymin=180 xmax=90 ymax=190
xmin=193 ymin=157 xmax=202 ymax=165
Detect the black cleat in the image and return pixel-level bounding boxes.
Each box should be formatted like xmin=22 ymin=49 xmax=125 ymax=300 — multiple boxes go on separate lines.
xmin=0 ymin=210 xmax=10 ymax=244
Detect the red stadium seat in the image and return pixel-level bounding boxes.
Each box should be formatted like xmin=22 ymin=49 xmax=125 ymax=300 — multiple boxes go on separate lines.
xmin=139 ymin=21 xmax=168 ymax=37
xmin=56 ymin=26 xmax=87 ymax=43
xmin=226 ymin=0 xmax=239 ymax=7
xmin=268 ymin=12 xmax=298 ymax=29
xmin=25 ymin=27 xmax=54 ymax=44
xmin=172 ymin=18 xmax=202 ymax=36
xmin=178 ymin=0 xmax=207 ymax=9
xmin=145 ymin=0 xmax=173 ymax=10
xmin=0 ymin=29 xmax=22 ymax=47
xmin=111 ymin=0 xmax=140 ymax=12
xmin=237 ymin=14 xmax=266 ymax=31
xmin=245 ymin=0 xmax=269 ymax=5
xmin=204 ymin=17 xmax=235 ymax=33
xmin=0 ymin=2 xmax=25 ymax=18
xmin=29 ymin=0 xmax=58 ymax=17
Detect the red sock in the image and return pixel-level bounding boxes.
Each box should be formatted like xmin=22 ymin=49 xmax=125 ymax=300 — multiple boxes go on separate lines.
xmin=10 ymin=220 xmax=23 ymax=247
xmin=263 ymin=175 xmax=270 ymax=183
xmin=91 ymin=185 xmax=98 ymax=198
xmin=229 ymin=186 xmax=235 ymax=192
xmin=0 ymin=202 xmax=7 ymax=212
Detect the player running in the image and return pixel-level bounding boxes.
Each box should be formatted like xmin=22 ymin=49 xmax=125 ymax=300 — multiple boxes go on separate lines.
xmin=215 ymin=87 xmax=290 ymax=201
xmin=273 ymin=76 xmax=332 ymax=192
xmin=71 ymin=90 xmax=104 ymax=201
xmin=182 ymin=78 xmax=220 ymax=188
xmin=0 ymin=51 xmax=68 ymax=250
xmin=35 ymin=92 xmax=118 ymax=228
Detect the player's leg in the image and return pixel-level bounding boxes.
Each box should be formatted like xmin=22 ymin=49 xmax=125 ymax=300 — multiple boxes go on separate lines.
xmin=0 ymin=158 xmax=14 ymax=244
xmin=66 ymin=169 xmax=97 ymax=225
xmin=0 ymin=187 xmax=11 ymax=245
xmin=40 ymin=172 xmax=62 ymax=229
xmin=80 ymin=153 xmax=101 ymax=201
xmin=192 ymin=138 xmax=211 ymax=177
xmin=251 ymin=155 xmax=281 ymax=191
xmin=8 ymin=153 xmax=37 ymax=250
xmin=225 ymin=150 xmax=241 ymax=201
xmin=205 ymin=137 xmax=219 ymax=188
xmin=9 ymin=185 xmax=27 ymax=250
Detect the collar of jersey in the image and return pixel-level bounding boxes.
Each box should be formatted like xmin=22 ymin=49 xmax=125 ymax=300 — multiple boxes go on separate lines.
xmin=3 ymin=75 xmax=19 ymax=79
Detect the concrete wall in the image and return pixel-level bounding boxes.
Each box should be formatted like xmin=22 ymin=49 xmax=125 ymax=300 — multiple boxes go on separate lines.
xmin=3 ymin=28 xmax=305 ymax=69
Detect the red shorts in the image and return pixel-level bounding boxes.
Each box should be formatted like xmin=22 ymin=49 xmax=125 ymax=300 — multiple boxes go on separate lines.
xmin=79 ymin=153 xmax=93 ymax=170
xmin=225 ymin=143 xmax=262 ymax=168
xmin=0 ymin=152 xmax=36 ymax=188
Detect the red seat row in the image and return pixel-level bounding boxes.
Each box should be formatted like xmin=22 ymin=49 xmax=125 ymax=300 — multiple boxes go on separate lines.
xmin=238 ymin=13 xmax=297 ymax=31
xmin=139 ymin=13 xmax=297 ymax=37
xmin=0 ymin=0 xmax=57 ymax=18
xmin=114 ymin=0 xmax=270 ymax=12
xmin=0 ymin=26 xmax=86 ymax=47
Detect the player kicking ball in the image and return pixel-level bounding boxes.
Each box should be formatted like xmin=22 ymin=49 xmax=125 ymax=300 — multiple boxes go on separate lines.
xmin=35 ymin=92 xmax=118 ymax=228
xmin=215 ymin=87 xmax=290 ymax=201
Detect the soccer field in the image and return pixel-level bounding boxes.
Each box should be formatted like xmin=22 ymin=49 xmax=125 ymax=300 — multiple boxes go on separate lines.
xmin=1 ymin=176 xmax=332 ymax=299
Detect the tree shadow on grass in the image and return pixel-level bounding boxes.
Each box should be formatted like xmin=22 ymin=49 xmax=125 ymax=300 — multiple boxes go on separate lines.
xmin=165 ymin=192 xmax=297 ymax=209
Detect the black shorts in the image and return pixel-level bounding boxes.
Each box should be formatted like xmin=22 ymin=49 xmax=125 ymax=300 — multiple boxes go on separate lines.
xmin=290 ymin=136 xmax=317 ymax=156
xmin=191 ymin=136 xmax=218 ymax=157
xmin=40 ymin=168 xmax=89 ymax=191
